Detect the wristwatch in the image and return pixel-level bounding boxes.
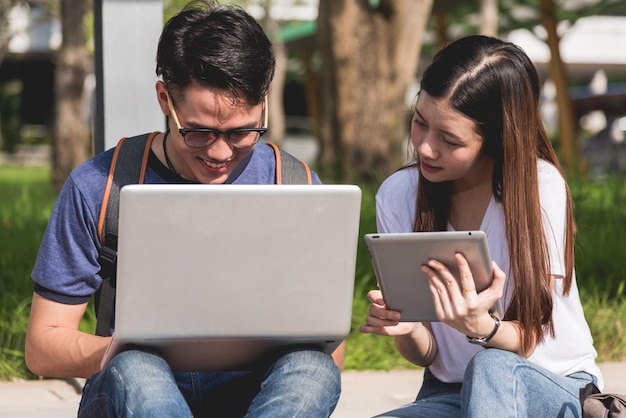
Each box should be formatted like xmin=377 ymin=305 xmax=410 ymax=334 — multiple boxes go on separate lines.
xmin=466 ymin=313 xmax=501 ymax=346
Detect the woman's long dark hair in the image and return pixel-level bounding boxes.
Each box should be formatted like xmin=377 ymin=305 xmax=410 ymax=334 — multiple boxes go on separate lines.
xmin=413 ymin=35 xmax=576 ymax=353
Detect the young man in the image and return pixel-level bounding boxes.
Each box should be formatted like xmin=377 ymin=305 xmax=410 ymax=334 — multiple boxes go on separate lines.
xmin=25 ymin=2 xmax=342 ymax=416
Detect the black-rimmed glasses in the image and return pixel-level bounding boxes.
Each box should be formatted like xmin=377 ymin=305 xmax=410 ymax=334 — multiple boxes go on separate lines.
xmin=167 ymin=95 xmax=267 ymax=149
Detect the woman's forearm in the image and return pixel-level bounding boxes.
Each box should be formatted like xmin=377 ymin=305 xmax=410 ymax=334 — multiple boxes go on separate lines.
xmin=395 ymin=322 xmax=438 ymax=367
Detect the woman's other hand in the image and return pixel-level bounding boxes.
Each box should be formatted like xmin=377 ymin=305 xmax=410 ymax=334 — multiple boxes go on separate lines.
xmin=359 ymin=290 xmax=416 ymax=336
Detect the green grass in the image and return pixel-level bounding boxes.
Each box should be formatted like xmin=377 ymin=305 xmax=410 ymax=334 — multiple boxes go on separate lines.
xmin=1 ymin=165 xmax=625 ymax=380
xmin=570 ymin=176 xmax=626 ymax=362
xmin=344 ymin=183 xmax=420 ymax=370
xmin=0 ymin=166 xmax=56 ymax=379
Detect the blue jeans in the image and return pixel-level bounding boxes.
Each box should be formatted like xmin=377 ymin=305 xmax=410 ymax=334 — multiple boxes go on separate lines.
xmin=78 ymin=348 xmax=340 ymax=417
xmin=375 ymin=349 xmax=596 ymax=418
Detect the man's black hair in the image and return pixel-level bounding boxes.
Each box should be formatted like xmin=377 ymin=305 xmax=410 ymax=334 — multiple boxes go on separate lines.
xmin=156 ymin=0 xmax=275 ymax=105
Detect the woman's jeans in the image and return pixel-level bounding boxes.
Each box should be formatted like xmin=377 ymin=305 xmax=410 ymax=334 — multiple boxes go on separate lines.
xmin=375 ymin=349 xmax=596 ymax=418
xmin=78 ymin=348 xmax=341 ymax=417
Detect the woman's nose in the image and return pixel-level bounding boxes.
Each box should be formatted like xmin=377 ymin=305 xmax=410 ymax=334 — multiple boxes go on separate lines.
xmin=415 ymin=134 xmax=437 ymax=160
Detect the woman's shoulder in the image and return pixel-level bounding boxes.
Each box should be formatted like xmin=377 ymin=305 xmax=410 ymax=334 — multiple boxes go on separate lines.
xmin=537 ymin=159 xmax=566 ymax=190
xmin=378 ymin=163 xmax=420 ymax=196
xmin=375 ymin=164 xmax=419 ymax=232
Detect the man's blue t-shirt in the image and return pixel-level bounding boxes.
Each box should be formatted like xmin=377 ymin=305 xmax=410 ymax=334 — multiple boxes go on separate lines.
xmin=32 ymin=136 xmax=320 ymax=305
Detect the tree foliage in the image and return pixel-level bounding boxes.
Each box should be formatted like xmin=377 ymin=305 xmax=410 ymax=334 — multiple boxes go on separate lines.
xmin=0 ymin=0 xmax=23 ymax=67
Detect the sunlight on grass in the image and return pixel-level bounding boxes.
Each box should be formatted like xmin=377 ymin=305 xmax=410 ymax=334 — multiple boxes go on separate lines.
xmin=0 ymin=166 xmax=56 ymax=379
xmin=581 ymin=289 xmax=626 ymax=362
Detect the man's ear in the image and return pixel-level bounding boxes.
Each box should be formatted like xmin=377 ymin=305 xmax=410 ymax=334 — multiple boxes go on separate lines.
xmin=155 ymin=81 xmax=169 ymax=115
xmin=263 ymin=94 xmax=268 ymax=128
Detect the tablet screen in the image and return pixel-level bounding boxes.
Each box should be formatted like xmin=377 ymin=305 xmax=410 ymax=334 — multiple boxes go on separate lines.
xmin=364 ymin=231 xmax=503 ymax=322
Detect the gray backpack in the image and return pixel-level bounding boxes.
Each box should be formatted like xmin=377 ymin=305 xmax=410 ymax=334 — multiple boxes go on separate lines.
xmin=581 ymin=382 xmax=626 ymax=418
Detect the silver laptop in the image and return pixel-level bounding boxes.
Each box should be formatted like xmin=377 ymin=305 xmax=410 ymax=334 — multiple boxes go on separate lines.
xmin=101 ymin=184 xmax=362 ymax=372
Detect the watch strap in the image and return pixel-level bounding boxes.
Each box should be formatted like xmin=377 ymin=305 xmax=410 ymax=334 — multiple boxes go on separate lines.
xmin=466 ymin=313 xmax=501 ymax=346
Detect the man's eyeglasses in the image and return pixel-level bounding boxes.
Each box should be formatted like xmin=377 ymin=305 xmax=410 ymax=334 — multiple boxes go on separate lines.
xmin=166 ymin=94 xmax=267 ymax=149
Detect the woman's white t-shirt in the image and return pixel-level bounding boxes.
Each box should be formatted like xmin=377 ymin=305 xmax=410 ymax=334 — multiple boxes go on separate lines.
xmin=375 ymin=159 xmax=604 ymax=389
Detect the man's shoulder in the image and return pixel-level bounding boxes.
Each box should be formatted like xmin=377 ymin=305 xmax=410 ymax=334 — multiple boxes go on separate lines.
xmin=252 ymin=141 xmax=276 ymax=160
xmin=241 ymin=142 xmax=321 ymax=184
xmin=68 ymin=148 xmax=115 ymax=191
xmin=70 ymin=134 xmax=155 ymax=190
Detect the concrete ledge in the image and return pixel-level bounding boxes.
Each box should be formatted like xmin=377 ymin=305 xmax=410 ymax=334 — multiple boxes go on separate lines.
xmin=1 ymin=362 xmax=624 ymax=418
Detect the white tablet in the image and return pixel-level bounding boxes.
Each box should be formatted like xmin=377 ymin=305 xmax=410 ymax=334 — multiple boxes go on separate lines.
xmin=364 ymin=231 xmax=503 ymax=322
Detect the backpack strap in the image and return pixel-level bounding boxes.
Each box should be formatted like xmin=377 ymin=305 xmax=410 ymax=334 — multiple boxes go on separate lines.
xmin=266 ymin=142 xmax=312 ymax=185
xmin=94 ymin=132 xmax=156 ymax=337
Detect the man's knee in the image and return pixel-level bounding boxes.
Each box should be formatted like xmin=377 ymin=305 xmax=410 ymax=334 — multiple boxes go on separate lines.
xmin=254 ymin=349 xmax=341 ymax=415
xmin=269 ymin=349 xmax=341 ymax=396
xmin=84 ymin=350 xmax=189 ymax=417
xmin=108 ymin=349 xmax=168 ymax=370
xmin=103 ymin=349 xmax=176 ymax=394
xmin=278 ymin=349 xmax=340 ymax=378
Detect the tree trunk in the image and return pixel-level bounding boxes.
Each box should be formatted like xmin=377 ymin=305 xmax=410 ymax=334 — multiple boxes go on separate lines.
xmin=302 ymin=46 xmax=320 ymax=140
xmin=433 ymin=10 xmax=449 ymax=51
xmin=52 ymin=0 xmax=91 ymax=191
xmin=539 ymin=0 xmax=580 ymax=173
xmin=317 ymin=0 xmax=432 ymax=183
xmin=479 ymin=0 xmax=498 ymax=37
xmin=265 ymin=12 xmax=287 ymax=147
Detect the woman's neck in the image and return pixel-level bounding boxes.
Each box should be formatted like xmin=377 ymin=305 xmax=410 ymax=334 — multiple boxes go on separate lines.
xmin=449 ymin=179 xmax=493 ymax=231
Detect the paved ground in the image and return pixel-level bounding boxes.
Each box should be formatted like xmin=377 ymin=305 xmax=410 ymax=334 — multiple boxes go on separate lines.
xmin=0 ymin=362 xmax=624 ymax=418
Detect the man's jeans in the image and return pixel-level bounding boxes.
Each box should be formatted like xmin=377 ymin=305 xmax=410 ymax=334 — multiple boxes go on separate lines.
xmin=375 ymin=349 xmax=596 ymax=418
xmin=78 ymin=349 xmax=340 ymax=417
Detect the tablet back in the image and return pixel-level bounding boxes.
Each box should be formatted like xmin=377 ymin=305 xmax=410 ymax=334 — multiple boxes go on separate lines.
xmin=102 ymin=184 xmax=361 ymax=371
xmin=365 ymin=231 xmax=502 ymax=322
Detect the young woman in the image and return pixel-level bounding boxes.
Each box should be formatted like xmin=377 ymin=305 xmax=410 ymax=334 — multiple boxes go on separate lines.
xmin=361 ymin=35 xmax=603 ymax=417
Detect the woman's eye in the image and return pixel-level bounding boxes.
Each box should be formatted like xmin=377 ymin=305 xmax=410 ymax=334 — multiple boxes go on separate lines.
xmin=443 ymin=137 xmax=460 ymax=147
xmin=413 ymin=118 xmax=426 ymax=128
